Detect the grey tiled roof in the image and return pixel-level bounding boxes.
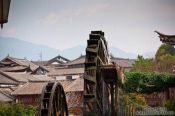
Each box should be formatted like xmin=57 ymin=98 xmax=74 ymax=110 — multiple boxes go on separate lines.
xmin=11 ymin=82 xmax=47 ymax=95
xmin=111 ymin=58 xmax=135 ymax=68
xmin=65 ymin=55 xmax=85 ymax=66
xmin=47 ymin=55 xmax=70 ymax=65
xmin=65 ymin=55 xmax=135 ymax=69
xmin=3 ymin=72 xmax=54 ymax=83
xmin=64 ymin=78 xmax=84 ymax=92
xmin=0 ymin=66 xmax=28 ymax=72
xmin=32 ymin=61 xmax=48 ymax=66
xmin=58 ymin=80 xmax=74 ymax=89
xmin=4 ymin=72 xmax=35 ymax=82
xmin=48 ymin=67 xmax=84 ymax=76
xmin=0 ymin=71 xmax=18 ymax=85
xmin=1 ymin=56 xmax=39 ymax=71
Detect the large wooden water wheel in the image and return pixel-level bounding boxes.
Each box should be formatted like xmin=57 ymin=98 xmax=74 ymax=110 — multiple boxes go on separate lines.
xmin=84 ymin=31 xmax=118 ymax=116
xmin=39 ymin=31 xmax=118 ymax=116
xmin=40 ymin=82 xmax=68 ymax=116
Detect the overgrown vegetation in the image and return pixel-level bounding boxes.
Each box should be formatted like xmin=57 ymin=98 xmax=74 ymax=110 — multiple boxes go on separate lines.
xmin=131 ymin=55 xmax=154 ymax=72
xmin=132 ymin=44 xmax=175 ymax=73
xmin=165 ymin=99 xmax=175 ymax=112
xmin=119 ymin=91 xmax=146 ymax=107
xmin=0 ymin=102 xmax=37 ymax=116
xmin=123 ymin=72 xmax=175 ymax=93
xmin=120 ymin=44 xmax=175 ymax=108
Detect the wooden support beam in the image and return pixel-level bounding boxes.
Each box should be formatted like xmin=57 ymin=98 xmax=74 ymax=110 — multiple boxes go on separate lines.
xmin=110 ymin=83 xmax=115 ymax=116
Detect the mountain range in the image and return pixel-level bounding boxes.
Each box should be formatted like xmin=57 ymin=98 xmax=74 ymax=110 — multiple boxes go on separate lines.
xmin=0 ymin=37 xmax=155 ymax=60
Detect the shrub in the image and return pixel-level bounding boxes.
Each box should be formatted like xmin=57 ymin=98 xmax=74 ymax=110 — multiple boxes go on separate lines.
xmin=123 ymin=72 xmax=175 ymax=93
xmin=0 ymin=102 xmax=37 ymax=116
xmin=165 ymin=99 xmax=175 ymax=112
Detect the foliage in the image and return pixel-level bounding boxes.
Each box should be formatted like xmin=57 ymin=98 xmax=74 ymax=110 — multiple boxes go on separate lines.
xmin=0 ymin=102 xmax=37 ymax=116
xmin=123 ymin=72 xmax=175 ymax=93
xmin=155 ymin=54 xmax=175 ymax=73
xmin=155 ymin=44 xmax=175 ymax=73
xmin=155 ymin=44 xmax=175 ymax=61
xmin=165 ymin=99 xmax=175 ymax=112
xmin=131 ymin=55 xmax=154 ymax=72
xmin=132 ymin=44 xmax=175 ymax=73
xmin=118 ymin=90 xmax=146 ymax=107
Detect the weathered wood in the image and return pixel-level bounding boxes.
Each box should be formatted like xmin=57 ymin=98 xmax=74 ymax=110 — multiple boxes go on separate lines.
xmin=84 ymin=31 xmax=119 ymax=116
xmin=40 ymin=82 xmax=68 ymax=116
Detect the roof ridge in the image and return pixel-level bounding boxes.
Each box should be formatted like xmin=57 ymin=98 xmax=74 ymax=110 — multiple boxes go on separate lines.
xmin=65 ymin=55 xmax=85 ymax=65
xmin=8 ymin=56 xmax=25 ymax=60
xmin=7 ymin=56 xmax=38 ymax=67
xmin=112 ymin=57 xmax=136 ymax=60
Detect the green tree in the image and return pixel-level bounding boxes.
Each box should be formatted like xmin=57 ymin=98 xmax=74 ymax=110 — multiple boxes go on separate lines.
xmin=155 ymin=44 xmax=175 ymax=61
xmin=131 ymin=55 xmax=154 ymax=72
xmin=132 ymin=44 xmax=175 ymax=73
xmin=155 ymin=44 xmax=175 ymax=73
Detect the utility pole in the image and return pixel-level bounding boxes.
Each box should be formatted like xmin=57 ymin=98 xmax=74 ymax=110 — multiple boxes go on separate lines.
xmin=39 ymin=51 xmax=42 ymax=61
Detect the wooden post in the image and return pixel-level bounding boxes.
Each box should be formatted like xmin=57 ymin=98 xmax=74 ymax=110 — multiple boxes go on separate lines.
xmin=111 ymin=83 xmax=115 ymax=116
xmin=1 ymin=0 xmax=4 ymax=28
xmin=114 ymin=84 xmax=118 ymax=115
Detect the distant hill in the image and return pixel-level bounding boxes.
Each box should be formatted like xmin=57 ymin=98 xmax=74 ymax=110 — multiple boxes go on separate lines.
xmin=0 ymin=37 xmax=60 ymax=60
xmin=0 ymin=37 xmax=155 ymax=60
xmin=109 ymin=47 xmax=137 ymax=59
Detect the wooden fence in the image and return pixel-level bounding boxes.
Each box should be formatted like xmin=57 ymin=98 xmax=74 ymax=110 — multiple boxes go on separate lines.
xmin=117 ymin=106 xmax=135 ymax=116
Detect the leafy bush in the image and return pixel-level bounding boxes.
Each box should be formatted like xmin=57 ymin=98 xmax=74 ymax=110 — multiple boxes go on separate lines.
xmin=165 ymin=99 xmax=175 ymax=112
xmin=119 ymin=91 xmax=146 ymax=107
xmin=0 ymin=102 xmax=37 ymax=116
xmin=131 ymin=55 xmax=154 ymax=72
xmin=155 ymin=44 xmax=175 ymax=61
xmin=123 ymin=72 xmax=175 ymax=93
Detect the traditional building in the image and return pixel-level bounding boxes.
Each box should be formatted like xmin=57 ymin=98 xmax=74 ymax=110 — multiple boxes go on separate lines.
xmin=111 ymin=57 xmax=135 ymax=71
xmin=44 ymin=55 xmax=85 ymax=80
xmin=0 ymin=56 xmax=38 ymax=71
xmin=46 ymin=55 xmax=70 ymax=66
xmin=64 ymin=55 xmax=135 ymax=71
xmin=32 ymin=55 xmax=70 ymax=67
xmin=0 ymin=70 xmax=18 ymax=86
xmin=65 ymin=55 xmax=85 ymax=68
xmin=155 ymin=31 xmax=175 ymax=45
xmin=11 ymin=82 xmax=47 ymax=107
xmin=48 ymin=67 xmax=84 ymax=80
xmin=0 ymin=54 xmax=132 ymax=115
xmin=31 ymin=66 xmax=49 ymax=75
xmin=0 ymin=56 xmax=48 ymax=75
xmin=11 ymin=79 xmax=83 ymax=116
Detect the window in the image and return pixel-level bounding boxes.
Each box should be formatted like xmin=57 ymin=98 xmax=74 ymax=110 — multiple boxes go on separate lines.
xmin=66 ymin=76 xmax=72 ymax=80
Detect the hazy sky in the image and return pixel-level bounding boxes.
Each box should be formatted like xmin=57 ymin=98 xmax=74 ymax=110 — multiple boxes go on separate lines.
xmin=1 ymin=0 xmax=175 ymax=54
